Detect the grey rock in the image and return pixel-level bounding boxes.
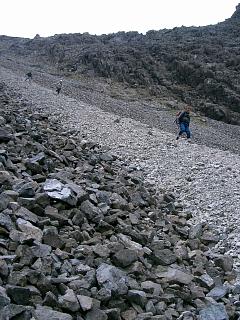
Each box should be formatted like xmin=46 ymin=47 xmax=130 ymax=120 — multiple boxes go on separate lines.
xmin=196 ymin=273 xmax=215 ymax=289
xmin=0 ymin=306 xmax=10 ymax=320
xmin=93 ymin=243 xmax=111 ymax=258
xmin=0 ymin=260 xmax=8 ymax=277
xmin=127 ymin=290 xmax=147 ymax=308
xmin=200 ymin=231 xmax=219 ymax=244
xmin=135 ymin=312 xmax=153 ymax=320
xmin=58 ymin=288 xmax=80 ymax=312
xmin=0 ymin=129 xmax=12 ymax=143
xmin=112 ymin=249 xmax=138 ymax=267
xmin=43 ymin=179 xmax=77 ymax=206
xmin=0 ymin=286 xmax=10 ymax=310
xmin=31 ymin=243 xmax=52 ymax=258
xmin=121 ymin=309 xmax=137 ymax=320
xmin=42 ymin=291 xmax=58 ymax=307
xmin=3 ymin=304 xmax=33 ymax=319
xmin=0 ymin=195 xmax=11 ymax=213
xmin=111 ymin=193 xmax=128 ymax=210
xmin=16 ymin=218 xmax=43 ymax=242
xmin=15 ymin=206 xmax=39 ymax=223
xmin=80 ymin=200 xmax=102 ymax=221
xmin=105 ymin=308 xmax=121 ymax=320
xmin=232 ymin=284 xmax=240 ymax=294
xmin=141 ymin=281 xmax=163 ymax=296
xmin=156 ymin=267 xmax=194 ymax=285
xmin=214 ymin=255 xmax=233 ymax=272
xmin=77 ymin=295 xmax=93 ymax=311
xmin=44 ymin=206 xmax=69 ymax=225
xmin=72 ymin=210 xmax=85 ymax=226
xmin=43 ymin=179 xmax=63 ymax=192
xmin=66 ymin=181 xmax=88 ymax=203
xmin=33 ymin=305 xmax=73 ymax=320
xmin=96 ymin=263 xmax=128 ymax=295
xmin=152 ymin=248 xmax=177 ymax=265
xmin=43 ymin=226 xmax=64 ymax=248
xmin=0 ymin=213 xmax=13 ymax=231
xmin=199 ymin=303 xmax=229 ymax=320
xmin=189 ymin=223 xmax=204 ymax=239
xmin=6 ymin=285 xmax=31 ymax=305
xmin=25 ymin=152 xmax=45 ymax=173
xmin=207 ymin=286 xmax=228 ymax=300
xmin=177 ymin=311 xmax=195 ymax=320
xmin=0 ymin=171 xmax=13 ymax=187
xmin=145 ymin=300 xmax=156 ymax=314
xmin=97 ymin=287 xmax=112 ymax=302
xmin=85 ymin=308 xmax=107 ymax=320
xmin=13 ymin=181 xmax=36 ymax=197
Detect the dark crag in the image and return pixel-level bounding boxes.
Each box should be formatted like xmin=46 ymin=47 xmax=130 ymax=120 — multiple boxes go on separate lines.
xmin=1 ymin=5 xmax=240 ymax=126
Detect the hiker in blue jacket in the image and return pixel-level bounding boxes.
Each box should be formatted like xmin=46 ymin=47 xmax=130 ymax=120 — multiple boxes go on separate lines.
xmin=176 ymin=106 xmax=191 ymax=142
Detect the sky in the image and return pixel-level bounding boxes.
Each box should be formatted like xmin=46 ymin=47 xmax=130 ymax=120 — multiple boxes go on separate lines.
xmin=1 ymin=0 xmax=239 ymax=39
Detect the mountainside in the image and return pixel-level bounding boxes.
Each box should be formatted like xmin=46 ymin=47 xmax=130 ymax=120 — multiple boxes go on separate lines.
xmin=1 ymin=62 xmax=240 ymax=320
xmin=1 ymin=6 xmax=240 ymax=125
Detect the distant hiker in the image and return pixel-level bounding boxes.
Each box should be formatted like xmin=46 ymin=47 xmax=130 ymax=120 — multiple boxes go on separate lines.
xmin=176 ymin=105 xmax=192 ymax=142
xmin=56 ymin=80 xmax=63 ymax=94
xmin=25 ymin=72 xmax=32 ymax=81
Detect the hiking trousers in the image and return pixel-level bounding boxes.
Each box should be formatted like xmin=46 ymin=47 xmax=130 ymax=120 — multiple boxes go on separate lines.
xmin=178 ymin=122 xmax=191 ymax=139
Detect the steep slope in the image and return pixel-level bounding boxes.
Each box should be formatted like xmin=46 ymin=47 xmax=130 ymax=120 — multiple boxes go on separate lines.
xmin=1 ymin=70 xmax=240 ymax=319
xmin=1 ymin=65 xmax=240 ymax=264
xmin=1 ymin=5 xmax=240 ymax=125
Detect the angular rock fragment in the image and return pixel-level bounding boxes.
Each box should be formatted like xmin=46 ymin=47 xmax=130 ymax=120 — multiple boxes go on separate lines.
xmin=33 ymin=305 xmax=73 ymax=320
xmin=96 ymin=263 xmax=128 ymax=295
xmin=199 ymin=303 xmax=229 ymax=320
xmin=156 ymin=267 xmax=194 ymax=285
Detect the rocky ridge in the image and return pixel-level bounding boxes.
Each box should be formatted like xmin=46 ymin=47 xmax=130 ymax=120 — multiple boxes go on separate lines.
xmin=1 ymin=5 xmax=240 ymax=124
xmin=1 ymin=66 xmax=240 ymax=319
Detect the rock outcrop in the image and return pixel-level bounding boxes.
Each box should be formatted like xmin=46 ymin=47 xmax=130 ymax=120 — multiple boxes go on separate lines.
xmin=1 ymin=5 xmax=240 ymax=124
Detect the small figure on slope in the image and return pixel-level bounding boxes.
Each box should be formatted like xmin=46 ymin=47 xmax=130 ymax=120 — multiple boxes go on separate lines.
xmin=56 ymin=79 xmax=63 ymax=95
xmin=175 ymin=105 xmax=192 ymax=142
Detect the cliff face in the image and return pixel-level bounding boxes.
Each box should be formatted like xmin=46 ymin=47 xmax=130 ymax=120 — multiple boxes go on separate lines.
xmin=1 ymin=5 xmax=240 ymax=124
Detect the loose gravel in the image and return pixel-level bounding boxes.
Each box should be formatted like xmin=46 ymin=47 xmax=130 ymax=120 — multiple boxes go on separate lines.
xmin=1 ymin=64 xmax=240 ymax=274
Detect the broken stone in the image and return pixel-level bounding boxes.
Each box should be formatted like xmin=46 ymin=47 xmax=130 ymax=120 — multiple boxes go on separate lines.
xmin=199 ymin=303 xmax=229 ymax=320
xmin=58 ymin=288 xmax=80 ymax=312
xmin=214 ymin=255 xmax=233 ymax=272
xmin=33 ymin=305 xmax=73 ymax=320
xmin=77 ymin=295 xmax=93 ymax=311
xmin=127 ymin=290 xmax=147 ymax=308
xmin=80 ymin=200 xmax=102 ymax=221
xmin=96 ymin=263 xmax=128 ymax=295
xmin=152 ymin=248 xmax=177 ymax=265
xmin=85 ymin=308 xmax=107 ymax=320
xmin=0 ymin=286 xmax=10 ymax=309
xmin=43 ymin=226 xmax=64 ymax=248
xmin=16 ymin=218 xmax=43 ymax=242
xmin=43 ymin=179 xmax=77 ymax=206
xmin=195 ymin=273 xmax=215 ymax=289
xmin=206 ymin=286 xmax=228 ymax=301
xmin=112 ymin=249 xmax=138 ymax=267
xmin=156 ymin=267 xmax=194 ymax=285
xmin=6 ymin=285 xmax=31 ymax=306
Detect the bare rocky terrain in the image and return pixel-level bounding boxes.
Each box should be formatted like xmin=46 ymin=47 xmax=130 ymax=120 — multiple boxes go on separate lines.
xmin=0 ymin=4 xmax=240 ymax=319
xmin=0 ymin=59 xmax=240 ymax=319
xmin=1 ymin=4 xmax=240 ymax=124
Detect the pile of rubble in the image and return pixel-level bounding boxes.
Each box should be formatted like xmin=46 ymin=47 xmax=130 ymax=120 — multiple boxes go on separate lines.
xmin=0 ymin=82 xmax=240 ymax=320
